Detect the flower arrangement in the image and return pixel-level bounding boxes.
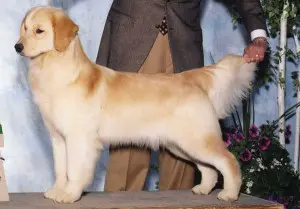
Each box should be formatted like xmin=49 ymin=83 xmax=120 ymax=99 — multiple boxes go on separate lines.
xmin=223 ymin=121 xmax=300 ymax=209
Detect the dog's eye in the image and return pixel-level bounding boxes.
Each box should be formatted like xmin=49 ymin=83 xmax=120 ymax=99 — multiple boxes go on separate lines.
xmin=36 ymin=29 xmax=44 ymax=34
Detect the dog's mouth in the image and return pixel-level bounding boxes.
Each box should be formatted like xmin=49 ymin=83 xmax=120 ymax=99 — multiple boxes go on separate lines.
xmin=18 ymin=51 xmax=45 ymax=60
xmin=30 ymin=55 xmax=39 ymax=60
xmin=16 ymin=51 xmax=33 ymax=59
xmin=18 ymin=52 xmax=25 ymax=56
xmin=29 ymin=52 xmax=47 ymax=60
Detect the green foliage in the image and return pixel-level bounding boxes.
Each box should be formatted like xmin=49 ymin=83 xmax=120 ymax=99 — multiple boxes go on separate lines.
xmin=291 ymin=71 xmax=300 ymax=97
xmin=0 ymin=125 xmax=2 ymax=135
xmin=261 ymin=0 xmax=300 ymax=38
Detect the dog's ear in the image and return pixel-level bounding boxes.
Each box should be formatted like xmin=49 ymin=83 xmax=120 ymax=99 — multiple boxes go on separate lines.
xmin=52 ymin=12 xmax=79 ymax=52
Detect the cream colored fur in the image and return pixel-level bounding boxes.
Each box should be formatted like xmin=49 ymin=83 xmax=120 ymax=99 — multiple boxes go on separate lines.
xmin=15 ymin=6 xmax=257 ymax=204
xmin=208 ymin=56 xmax=256 ymax=119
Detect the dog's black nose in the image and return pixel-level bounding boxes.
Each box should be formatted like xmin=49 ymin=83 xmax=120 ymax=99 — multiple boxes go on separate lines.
xmin=14 ymin=43 xmax=24 ymax=53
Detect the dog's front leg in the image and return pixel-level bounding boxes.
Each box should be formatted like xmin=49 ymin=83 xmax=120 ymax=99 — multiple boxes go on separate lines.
xmin=43 ymin=122 xmax=67 ymax=201
xmin=54 ymin=133 xmax=102 ymax=203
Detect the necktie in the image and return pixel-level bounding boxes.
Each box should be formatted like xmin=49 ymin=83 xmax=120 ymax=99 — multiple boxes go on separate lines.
xmin=156 ymin=16 xmax=168 ymax=35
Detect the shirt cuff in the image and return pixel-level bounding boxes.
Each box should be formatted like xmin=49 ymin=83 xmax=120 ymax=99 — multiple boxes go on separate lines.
xmin=250 ymin=29 xmax=268 ymax=41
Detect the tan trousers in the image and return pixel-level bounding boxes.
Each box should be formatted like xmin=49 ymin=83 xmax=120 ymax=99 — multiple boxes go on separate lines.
xmin=104 ymin=33 xmax=195 ymax=192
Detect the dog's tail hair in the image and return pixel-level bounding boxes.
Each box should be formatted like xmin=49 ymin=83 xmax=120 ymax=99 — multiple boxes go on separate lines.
xmin=188 ymin=54 xmax=257 ymax=119
xmin=207 ymin=54 xmax=257 ymax=119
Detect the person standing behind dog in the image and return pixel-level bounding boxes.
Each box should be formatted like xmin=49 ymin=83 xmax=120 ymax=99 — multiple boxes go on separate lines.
xmin=96 ymin=0 xmax=268 ymax=192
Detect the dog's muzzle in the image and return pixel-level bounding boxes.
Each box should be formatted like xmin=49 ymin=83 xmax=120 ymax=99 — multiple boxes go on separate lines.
xmin=14 ymin=43 xmax=24 ymax=53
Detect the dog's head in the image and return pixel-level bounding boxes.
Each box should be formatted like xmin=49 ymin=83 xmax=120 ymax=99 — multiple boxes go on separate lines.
xmin=15 ymin=6 xmax=79 ymax=58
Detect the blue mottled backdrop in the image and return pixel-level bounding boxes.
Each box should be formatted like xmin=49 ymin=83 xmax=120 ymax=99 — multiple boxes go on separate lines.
xmin=0 ymin=0 xmax=298 ymax=193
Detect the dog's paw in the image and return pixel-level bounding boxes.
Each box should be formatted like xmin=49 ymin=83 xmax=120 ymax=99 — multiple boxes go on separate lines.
xmin=54 ymin=190 xmax=81 ymax=204
xmin=52 ymin=183 xmax=83 ymax=204
xmin=44 ymin=183 xmax=82 ymax=203
xmin=44 ymin=186 xmax=65 ymax=201
xmin=217 ymin=189 xmax=238 ymax=202
xmin=192 ymin=184 xmax=212 ymax=195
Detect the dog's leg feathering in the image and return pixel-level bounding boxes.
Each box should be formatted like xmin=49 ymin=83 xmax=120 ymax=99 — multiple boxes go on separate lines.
xmin=214 ymin=150 xmax=242 ymax=201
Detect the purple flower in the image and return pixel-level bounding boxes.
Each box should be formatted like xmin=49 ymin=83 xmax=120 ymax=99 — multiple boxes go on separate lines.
xmin=229 ymin=128 xmax=238 ymax=139
xmin=283 ymin=202 xmax=289 ymax=209
xmin=224 ymin=133 xmax=232 ymax=147
xmin=240 ymin=149 xmax=252 ymax=162
xmin=236 ymin=132 xmax=245 ymax=142
xmin=259 ymin=136 xmax=271 ymax=151
xmin=249 ymin=124 xmax=259 ymax=138
xmin=285 ymin=124 xmax=292 ymax=144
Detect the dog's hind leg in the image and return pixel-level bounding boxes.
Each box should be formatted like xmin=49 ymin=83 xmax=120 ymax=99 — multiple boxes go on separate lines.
xmin=167 ymin=146 xmax=218 ymax=196
xmin=178 ymin=133 xmax=242 ymax=202
xmin=192 ymin=164 xmax=218 ymax=195
xmin=54 ymin=133 xmax=102 ymax=203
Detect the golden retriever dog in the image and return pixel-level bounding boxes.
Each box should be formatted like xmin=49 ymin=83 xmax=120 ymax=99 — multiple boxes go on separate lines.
xmin=15 ymin=6 xmax=257 ymax=204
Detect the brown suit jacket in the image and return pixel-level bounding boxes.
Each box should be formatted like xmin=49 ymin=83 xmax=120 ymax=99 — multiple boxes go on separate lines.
xmin=96 ymin=0 xmax=267 ymax=73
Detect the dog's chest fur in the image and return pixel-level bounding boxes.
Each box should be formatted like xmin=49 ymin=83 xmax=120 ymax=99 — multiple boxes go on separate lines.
xmin=28 ymin=62 xmax=91 ymax=135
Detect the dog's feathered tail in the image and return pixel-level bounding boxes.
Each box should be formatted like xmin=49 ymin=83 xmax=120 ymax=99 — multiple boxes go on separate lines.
xmin=185 ymin=54 xmax=257 ymax=119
